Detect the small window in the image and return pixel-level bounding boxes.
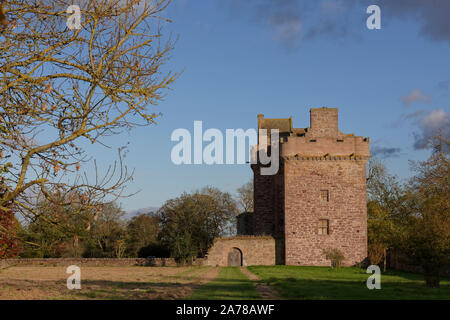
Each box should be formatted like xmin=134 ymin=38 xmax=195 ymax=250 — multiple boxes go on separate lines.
xmin=337 ymin=139 xmax=344 ymax=142
xmin=318 ymin=219 xmax=329 ymax=235
xmin=310 ymin=139 xmax=316 ymax=142
xmin=320 ymin=190 xmax=329 ymax=202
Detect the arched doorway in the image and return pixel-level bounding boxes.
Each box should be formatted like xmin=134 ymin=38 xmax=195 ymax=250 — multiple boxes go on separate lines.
xmin=227 ymin=247 xmax=243 ymax=266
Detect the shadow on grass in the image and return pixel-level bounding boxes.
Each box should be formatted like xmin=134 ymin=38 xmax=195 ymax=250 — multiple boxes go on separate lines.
xmin=0 ymin=271 xmax=215 ymax=300
xmin=189 ymin=267 xmax=260 ymax=300
xmin=248 ymin=266 xmax=450 ymax=300
xmin=188 ymin=282 xmax=260 ymax=300
xmin=73 ymin=279 xmax=198 ymax=299
xmin=258 ymin=276 xmax=450 ymax=300
xmin=3 ymin=266 xmax=448 ymax=300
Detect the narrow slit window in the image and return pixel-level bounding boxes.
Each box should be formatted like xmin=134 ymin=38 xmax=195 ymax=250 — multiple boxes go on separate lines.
xmin=318 ymin=219 xmax=329 ymax=235
xmin=320 ymin=190 xmax=329 ymax=202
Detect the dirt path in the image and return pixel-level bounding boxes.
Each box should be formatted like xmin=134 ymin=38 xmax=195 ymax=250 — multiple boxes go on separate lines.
xmin=240 ymin=267 xmax=280 ymax=300
xmin=165 ymin=266 xmax=220 ymax=299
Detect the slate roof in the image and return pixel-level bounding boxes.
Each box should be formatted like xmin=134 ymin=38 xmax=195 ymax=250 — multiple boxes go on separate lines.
xmin=259 ymin=117 xmax=293 ymax=133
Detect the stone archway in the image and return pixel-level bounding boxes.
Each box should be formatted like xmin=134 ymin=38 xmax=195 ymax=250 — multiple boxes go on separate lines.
xmin=227 ymin=247 xmax=243 ymax=266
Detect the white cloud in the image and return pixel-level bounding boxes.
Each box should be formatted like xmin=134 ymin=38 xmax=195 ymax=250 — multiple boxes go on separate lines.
xmin=401 ymin=89 xmax=431 ymax=107
xmin=269 ymin=14 xmax=302 ymax=47
xmin=413 ymin=108 xmax=450 ymax=149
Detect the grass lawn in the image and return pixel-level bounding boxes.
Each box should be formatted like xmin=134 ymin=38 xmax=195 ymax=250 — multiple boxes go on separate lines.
xmin=248 ymin=266 xmax=450 ymax=300
xmin=189 ymin=267 xmax=260 ymax=300
xmin=2 ymin=265 xmax=449 ymax=300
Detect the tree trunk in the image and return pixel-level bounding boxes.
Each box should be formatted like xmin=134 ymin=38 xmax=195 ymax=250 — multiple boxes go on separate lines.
xmin=423 ymin=264 xmax=440 ymax=288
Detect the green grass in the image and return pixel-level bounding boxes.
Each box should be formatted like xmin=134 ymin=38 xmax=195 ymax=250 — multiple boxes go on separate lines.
xmin=174 ymin=266 xmax=211 ymax=280
xmin=189 ymin=267 xmax=261 ymax=300
xmin=248 ymin=266 xmax=450 ymax=300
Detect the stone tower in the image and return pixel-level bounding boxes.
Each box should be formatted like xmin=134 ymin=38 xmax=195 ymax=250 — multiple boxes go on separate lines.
xmin=251 ymin=107 xmax=370 ymax=266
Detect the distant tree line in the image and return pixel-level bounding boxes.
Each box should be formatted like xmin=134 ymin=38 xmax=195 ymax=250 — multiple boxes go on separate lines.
xmin=4 ymin=130 xmax=446 ymax=289
xmin=15 ymin=201 xmax=162 ymax=259
xmin=367 ymin=135 xmax=449 ymax=288
xmin=158 ymin=186 xmax=237 ymax=263
xmin=2 ymin=185 xmax=248 ymax=264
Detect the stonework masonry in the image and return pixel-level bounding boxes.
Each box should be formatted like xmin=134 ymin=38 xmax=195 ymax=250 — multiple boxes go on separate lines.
xmin=0 ymin=258 xmax=207 ymax=267
xmin=236 ymin=212 xmax=254 ymax=235
xmin=0 ymin=258 xmax=179 ymax=267
xmin=205 ymin=236 xmax=275 ymax=266
xmin=3 ymin=108 xmax=368 ymax=268
xmin=251 ymin=107 xmax=370 ymax=266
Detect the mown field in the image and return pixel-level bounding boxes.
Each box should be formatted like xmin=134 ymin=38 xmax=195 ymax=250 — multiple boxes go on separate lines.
xmin=0 ymin=265 xmax=219 ymax=300
xmin=0 ymin=265 xmax=449 ymax=300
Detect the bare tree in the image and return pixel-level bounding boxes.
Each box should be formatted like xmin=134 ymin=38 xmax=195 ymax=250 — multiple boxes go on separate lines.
xmin=0 ymin=1 xmax=178 ymax=232
xmin=236 ymin=180 xmax=253 ymax=213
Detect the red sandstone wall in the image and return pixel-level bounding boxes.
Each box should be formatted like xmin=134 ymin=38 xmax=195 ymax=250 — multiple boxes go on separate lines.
xmin=309 ymin=107 xmax=338 ymax=138
xmin=252 ymin=163 xmax=286 ymax=264
xmin=205 ymin=236 xmax=275 ymax=266
xmin=252 ymin=108 xmax=369 ymax=267
xmin=0 ymin=258 xmax=179 ymax=267
xmin=283 ymin=158 xmax=368 ymax=266
xmin=281 ymin=136 xmax=370 ymax=158
xmin=252 ymin=165 xmax=278 ymax=235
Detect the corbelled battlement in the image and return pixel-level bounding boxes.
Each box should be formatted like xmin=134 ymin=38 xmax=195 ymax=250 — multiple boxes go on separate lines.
xmin=253 ymin=107 xmax=369 ymax=266
xmin=258 ymin=107 xmax=370 ymax=158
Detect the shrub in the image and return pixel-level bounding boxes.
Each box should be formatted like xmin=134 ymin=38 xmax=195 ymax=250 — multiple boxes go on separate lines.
xmin=138 ymin=243 xmax=171 ymax=258
xmin=322 ymin=248 xmax=345 ymax=268
xmin=368 ymin=241 xmax=385 ymax=266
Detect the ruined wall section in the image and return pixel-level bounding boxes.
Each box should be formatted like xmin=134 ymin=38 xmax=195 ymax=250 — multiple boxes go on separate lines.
xmin=205 ymin=236 xmax=275 ymax=266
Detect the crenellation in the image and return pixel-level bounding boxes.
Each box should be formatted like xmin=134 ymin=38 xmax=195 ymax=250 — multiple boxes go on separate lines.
xmin=252 ymin=107 xmax=369 ymax=267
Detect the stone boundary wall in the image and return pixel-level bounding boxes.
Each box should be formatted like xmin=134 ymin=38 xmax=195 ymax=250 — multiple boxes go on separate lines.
xmin=0 ymin=257 xmax=184 ymax=267
xmin=387 ymin=250 xmax=450 ymax=277
xmin=205 ymin=236 xmax=275 ymax=266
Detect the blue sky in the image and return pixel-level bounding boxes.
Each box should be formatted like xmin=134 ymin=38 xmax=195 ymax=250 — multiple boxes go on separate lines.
xmin=90 ymin=0 xmax=450 ymax=212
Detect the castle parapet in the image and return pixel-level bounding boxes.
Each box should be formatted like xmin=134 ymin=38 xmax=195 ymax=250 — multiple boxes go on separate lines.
xmin=309 ymin=107 xmax=338 ymax=138
xmin=258 ymin=107 xmax=370 ymax=158
xmin=281 ymin=134 xmax=370 ymax=158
